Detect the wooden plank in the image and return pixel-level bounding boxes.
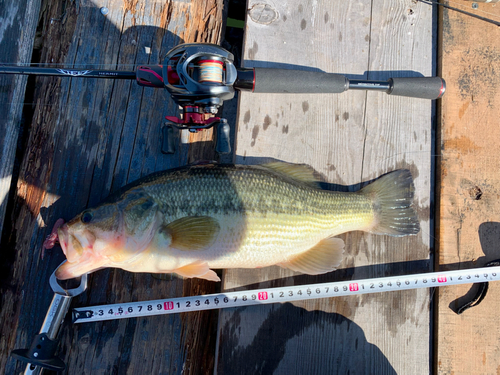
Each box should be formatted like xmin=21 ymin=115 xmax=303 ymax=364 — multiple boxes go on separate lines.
xmin=437 ymin=1 xmax=500 ymax=374
xmin=0 ymin=0 xmax=226 ymax=373
xmin=216 ymin=0 xmax=435 ymax=373
xmin=0 ymin=0 xmax=41 ymax=271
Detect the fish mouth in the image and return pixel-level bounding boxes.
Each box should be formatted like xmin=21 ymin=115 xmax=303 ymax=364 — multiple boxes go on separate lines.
xmin=55 ymin=252 xmax=107 ymax=280
xmin=57 ymin=224 xmax=69 ymax=256
xmin=55 ymin=264 xmax=78 ymax=280
xmin=55 ymin=259 xmax=79 ymax=280
xmin=57 ymin=224 xmax=84 ymax=263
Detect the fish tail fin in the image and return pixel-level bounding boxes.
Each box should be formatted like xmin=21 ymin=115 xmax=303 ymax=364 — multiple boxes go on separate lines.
xmin=360 ymin=169 xmax=420 ymax=237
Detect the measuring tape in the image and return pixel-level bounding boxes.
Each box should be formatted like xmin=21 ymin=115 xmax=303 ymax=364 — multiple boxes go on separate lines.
xmin=72 ymin=265 xmax=500 ymax=323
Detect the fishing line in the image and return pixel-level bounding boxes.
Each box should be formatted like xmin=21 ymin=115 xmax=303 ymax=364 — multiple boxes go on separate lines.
xmin=72 ymin=265 xmax=500 ymax=323
xmin=423 ymin=0 xmax=500 ymax=21
xmin=445 ymin=0 xmax=500 ymax=19
xmin=417 ymin=0 xmax=500 ymax=26
xmin=198 ymin=60 xmax=224 ymax=83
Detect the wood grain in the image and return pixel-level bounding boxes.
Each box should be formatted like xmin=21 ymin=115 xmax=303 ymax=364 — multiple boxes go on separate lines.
xmin=0 ymin=0 xmax=41 ymax=276
xmin=437 ymin=1 xmax=500 ymax=374
xmin=216 ymin=0 xmax=435 ymax=373
xmin=0 ymin=0 xmax=225 ymax=374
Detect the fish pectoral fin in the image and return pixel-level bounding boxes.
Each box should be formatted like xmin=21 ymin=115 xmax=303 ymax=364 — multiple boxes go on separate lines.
xmin=278 ymin=237 xmax=345 ymax=275
xmin=261 ymin=162 xmax=320 ymax=188
xmin=174 ymin=261 xmax=221 ymax=282
xmin=166 ymin=216 xmax=220 ymax=251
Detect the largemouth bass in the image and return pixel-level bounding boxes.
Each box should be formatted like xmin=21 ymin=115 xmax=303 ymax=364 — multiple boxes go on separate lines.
xmin=54 ymin=163 xmax=419 ymax=281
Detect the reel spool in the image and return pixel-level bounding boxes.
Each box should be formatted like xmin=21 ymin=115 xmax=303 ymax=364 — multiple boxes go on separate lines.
xmin=161 ymin=44 xmax=238 ymax=154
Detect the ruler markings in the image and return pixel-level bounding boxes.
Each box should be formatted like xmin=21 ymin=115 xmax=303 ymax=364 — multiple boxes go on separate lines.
xmin=72 ymin=266 xmax=500 ymax=323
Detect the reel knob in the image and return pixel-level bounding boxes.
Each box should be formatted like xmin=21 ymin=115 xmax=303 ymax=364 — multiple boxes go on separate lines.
xmin=161 ymin=125 xmax=177 ymax=154
xmin=216 ymin=119 xmax=231 ymax=154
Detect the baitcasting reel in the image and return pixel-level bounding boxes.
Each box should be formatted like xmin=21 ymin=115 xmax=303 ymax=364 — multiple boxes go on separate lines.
xmin=1 ymin=42 xmax=446 ymax=155
xmin=131 ymin=43 xmax=256 ymax=154
xmin=160 ymin=43 xmax=240 ymax=154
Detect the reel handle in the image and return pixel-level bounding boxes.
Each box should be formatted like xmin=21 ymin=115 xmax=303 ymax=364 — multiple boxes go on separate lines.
xmin=215 ymin=119 xmax=231 ymax=154
xmin=243 ymin=68 xmax=445 ymax=100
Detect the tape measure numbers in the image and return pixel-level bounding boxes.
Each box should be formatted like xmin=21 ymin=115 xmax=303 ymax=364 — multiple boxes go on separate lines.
xmin=72 ymin=266 xmax=500 ymax=323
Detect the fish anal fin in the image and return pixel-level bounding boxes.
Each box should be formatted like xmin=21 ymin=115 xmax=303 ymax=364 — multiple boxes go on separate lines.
xmin=166 ymin=216 xmax=220 ymax=251
xmin=261 ymin=162 xmax=320 ymax=188
xmin=278 ymin=237 xmax=345 ymax=275
xmin=197 ymin=270 xmax=222 ymax=282
xmin=174 ymin=261 xmax=221 ymax=282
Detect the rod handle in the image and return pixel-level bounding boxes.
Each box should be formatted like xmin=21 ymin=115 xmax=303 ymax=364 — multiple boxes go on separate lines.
xmin=389 ymin=77 xmax=446 ymax=99
xmin=253 ymin=68 xmax=348 ymax=94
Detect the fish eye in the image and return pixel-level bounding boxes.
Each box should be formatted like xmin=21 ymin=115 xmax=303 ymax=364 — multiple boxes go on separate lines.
xmin=141 ymin=201 xmax=153 ymax=210
xmin=81 ymin=211 xmax=93 ymax=224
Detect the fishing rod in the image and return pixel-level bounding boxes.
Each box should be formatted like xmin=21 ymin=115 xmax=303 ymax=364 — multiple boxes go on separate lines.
xmin=1 ymin=43 xmax=446 ymax=155
xmin=11 ymin=260 xmax=498 ymax=373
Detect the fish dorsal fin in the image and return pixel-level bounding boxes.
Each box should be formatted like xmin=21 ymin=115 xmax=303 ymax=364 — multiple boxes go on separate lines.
xmin=278 ymin=237 xmax=345 ymax=275
xmin=167 ymin=216 xmax=220 ymax=251
xmin=174 ymin=261 xmax=221 ymax=281
xmin=261 ymin=162 xmax=320 ymax=188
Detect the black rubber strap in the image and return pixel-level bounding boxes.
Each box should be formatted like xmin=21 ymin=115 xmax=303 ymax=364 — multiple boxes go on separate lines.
xmin=455 ymin=259 xmax=500 ymax=315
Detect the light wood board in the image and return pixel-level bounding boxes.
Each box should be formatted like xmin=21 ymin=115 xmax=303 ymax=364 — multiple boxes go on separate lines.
xmin=437 ymin=1 xmax=500 ymax=374
xmin=216 ymin=0 xmax=436 ymax=373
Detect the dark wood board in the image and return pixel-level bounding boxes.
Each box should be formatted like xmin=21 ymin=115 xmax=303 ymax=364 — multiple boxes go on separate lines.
xmin=0 ymin=0 xmax=226 ymax=374
xmin=0 ymin=0 xmax=42 ymax=280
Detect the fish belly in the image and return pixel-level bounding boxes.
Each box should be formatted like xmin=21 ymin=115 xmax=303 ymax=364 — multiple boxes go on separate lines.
xmin=202 ymin=208 xmax=372 ymax=269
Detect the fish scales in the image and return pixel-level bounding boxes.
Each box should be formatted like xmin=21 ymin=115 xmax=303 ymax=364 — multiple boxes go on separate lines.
xmin=53 ymin=164 xmax=419 ymax=281
xmin=139 ymin=167 xmax=346 ymax=268
xmin=143 ymin=165 xmax=373 ymax=230
xmin=143 ymin=166 xmax=372 ymax=262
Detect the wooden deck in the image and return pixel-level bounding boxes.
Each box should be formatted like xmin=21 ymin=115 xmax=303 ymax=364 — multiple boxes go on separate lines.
xmin=219 ymin=1 xmax=434 ymax=373
xmin=0 ymin=0 xmax=499 ymax=374
xmin=437 ymin=1 xmax=500 ymax=374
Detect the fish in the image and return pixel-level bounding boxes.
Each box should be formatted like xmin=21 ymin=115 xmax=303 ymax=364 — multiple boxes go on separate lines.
xmin=53 ymin=163 xmax=420 ymax=281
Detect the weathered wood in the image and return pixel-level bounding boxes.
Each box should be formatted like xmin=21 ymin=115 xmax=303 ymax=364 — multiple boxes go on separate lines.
xmin=216 ymin=0 xmax=435 ymax=373
xmin=0 ymin=0 xmax=225 ymax=374
xmin=437 ymin=1 xmax=500 ymax=374
xmin=0 ymin=0 xmax=41 ymax=275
